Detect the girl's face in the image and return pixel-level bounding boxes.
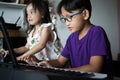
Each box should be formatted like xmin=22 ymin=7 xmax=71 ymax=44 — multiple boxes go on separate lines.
xmin=26 ymin=3 xmax=42 ymax=26
xmin=61 ymin=7 xmax=86 ymax=33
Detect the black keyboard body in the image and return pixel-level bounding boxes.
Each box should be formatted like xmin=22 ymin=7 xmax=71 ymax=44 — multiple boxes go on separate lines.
xmin=0 ymin=63 xmax=109 ymax=80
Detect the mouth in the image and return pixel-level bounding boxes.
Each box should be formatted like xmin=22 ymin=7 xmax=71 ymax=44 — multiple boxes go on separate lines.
xmin=68 ymin=27 xmax=72 ymax=31
xmin=28 ymin=19 xmax=32 ymax=22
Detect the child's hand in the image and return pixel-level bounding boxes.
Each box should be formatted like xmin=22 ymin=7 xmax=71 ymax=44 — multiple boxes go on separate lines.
xmin=17 ymin=53 xmax=30 ymax=61
xmin=37 ymin=61 xmax=52 ymax=68
xmin=0 ymin=49 xmax=9 ymax=57
xmin=25 ymin=55 xmax=39 ymax=65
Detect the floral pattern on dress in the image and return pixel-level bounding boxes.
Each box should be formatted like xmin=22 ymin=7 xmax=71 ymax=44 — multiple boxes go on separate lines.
xmin=27 ymin=23 xmax=63 ymax=60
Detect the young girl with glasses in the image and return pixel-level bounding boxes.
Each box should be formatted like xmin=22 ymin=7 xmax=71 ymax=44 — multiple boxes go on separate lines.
xmin=37 ymin=0 xmax=113 ymax=77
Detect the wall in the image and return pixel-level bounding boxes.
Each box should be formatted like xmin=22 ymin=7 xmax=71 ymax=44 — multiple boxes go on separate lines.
xmin=0 ymin=3 xmax=26 ymax=36
xmin=49 ymin=0 xmax=70 ymax=47
xmin=91 ymin=0 xmax=119 ymax=60
xmin=118 ymin=0 xmax=120 ymax=57
xmin=49 ymin=0 xmax=119 ymax=60
xmin=0 ymin=4 xmax=25 ymax=27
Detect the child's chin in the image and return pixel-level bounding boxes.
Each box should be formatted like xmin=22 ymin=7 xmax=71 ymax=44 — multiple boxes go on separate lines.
xmin=71 ymin=30 xmax=77 ymax=33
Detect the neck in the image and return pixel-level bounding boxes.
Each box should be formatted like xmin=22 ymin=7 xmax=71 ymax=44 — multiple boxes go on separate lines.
xmin=78 ymin=21 xmax=92 ymax=40
xmin=34 ymin=24 xmax=41 ymax=30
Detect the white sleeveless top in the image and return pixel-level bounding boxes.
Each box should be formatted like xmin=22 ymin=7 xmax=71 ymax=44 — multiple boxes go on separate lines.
xmin=27 ymin=23 xmax=63 ymax=60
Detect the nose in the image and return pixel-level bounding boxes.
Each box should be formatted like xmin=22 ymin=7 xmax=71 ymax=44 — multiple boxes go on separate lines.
xmin=27 ymin=15 xmax=31 ymax=19
xmin=27 ymin=13 xmax=32 ymax=19
xmin=65 ymin=21 xmax=70 ymax=26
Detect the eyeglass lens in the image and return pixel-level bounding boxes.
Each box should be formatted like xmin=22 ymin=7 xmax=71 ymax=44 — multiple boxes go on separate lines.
xmin=60 ymin=8 xmax=84 ymax=23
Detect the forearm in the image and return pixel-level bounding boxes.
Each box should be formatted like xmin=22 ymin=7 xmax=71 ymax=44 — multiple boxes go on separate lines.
xmin=14 ymin=46 xmax=29 ymax=54
xmin=24 ymin=43 xmax=45 ymax=56
xmin=47 ymin=59 xmax=65 ymax=68
xmin=37 ymin=55 xmax=68 ymax=68
xmin=67 ymin=64 xmax=102 ymax=73
xmin=67 ymin=56 xmax=104 ymax=73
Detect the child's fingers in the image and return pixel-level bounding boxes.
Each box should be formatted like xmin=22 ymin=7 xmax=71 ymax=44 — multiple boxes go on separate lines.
xmin=37 ymin=61 xmax=48 ymax=67
xmin=3 ymin=50 xmax=9 ymax=57
xmin=25 ymin=58 xmax=33 ymax=64
xmin=0 ymin=49 xmax=4 ymax=54
xmin=0 ymin=49 xmax=8 ymax=57
xmin=17 ymin=54 xmax=28 ymax=61
xmin=17 ymin=56 xmax=23 ymax=61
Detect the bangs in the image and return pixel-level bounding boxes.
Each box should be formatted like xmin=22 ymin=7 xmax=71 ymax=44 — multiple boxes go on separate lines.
xmin=63 ymin=0 xmax=83 ymax=13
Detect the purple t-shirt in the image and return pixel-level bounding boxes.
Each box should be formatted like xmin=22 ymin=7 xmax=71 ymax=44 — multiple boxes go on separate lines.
xmin=61 ymin=25 xmax=112 ymax=68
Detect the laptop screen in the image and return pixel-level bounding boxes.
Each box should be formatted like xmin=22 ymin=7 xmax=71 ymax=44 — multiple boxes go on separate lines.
xmin=0 ymin=16 xmax=18 ymax=67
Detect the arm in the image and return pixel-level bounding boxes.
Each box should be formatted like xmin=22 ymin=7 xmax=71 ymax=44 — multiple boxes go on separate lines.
xmin=0 ymin=43 xmax=29 ymax=57
xmin=37 ymin=55 xmax=68 ymax=68
xmin=67 ymin=56 xmax=104 ymax=73
xmin=38 ymin=55 xmax=103 ymax=73
xmin=14 ymin=43 xmax=29 ymax=54
xmin=17 ymin=27 xmax=51 ymax=60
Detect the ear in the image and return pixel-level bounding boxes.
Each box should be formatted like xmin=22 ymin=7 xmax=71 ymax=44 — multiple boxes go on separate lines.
xmin=82 ymin=9 xmax=89 ymax=20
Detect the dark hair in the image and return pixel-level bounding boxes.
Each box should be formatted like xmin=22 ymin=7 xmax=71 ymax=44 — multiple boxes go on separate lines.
xmin=57 ymin=0 xmax=92 ymax=19
xmin=24 ymin=0 xmax=51 ymax=33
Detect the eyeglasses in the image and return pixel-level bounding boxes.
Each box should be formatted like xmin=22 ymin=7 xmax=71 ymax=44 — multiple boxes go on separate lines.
xmin=60 ymin=9 xmax=84 ymax=23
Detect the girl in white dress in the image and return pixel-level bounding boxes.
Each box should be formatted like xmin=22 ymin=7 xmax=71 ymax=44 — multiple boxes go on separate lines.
xmin=0 ymin=0 xmax=62 ymax=64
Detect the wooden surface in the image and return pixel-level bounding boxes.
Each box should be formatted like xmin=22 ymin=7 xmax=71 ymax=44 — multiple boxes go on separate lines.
xmin=0 ymin=29 xmax=26 ymax=38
